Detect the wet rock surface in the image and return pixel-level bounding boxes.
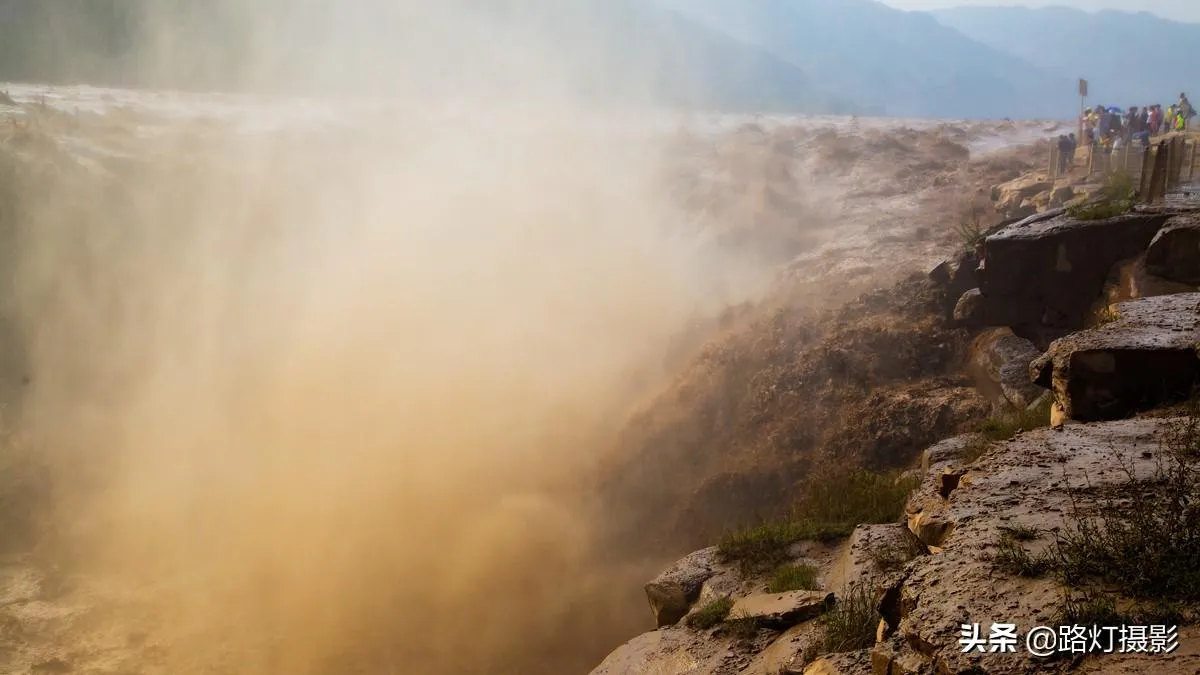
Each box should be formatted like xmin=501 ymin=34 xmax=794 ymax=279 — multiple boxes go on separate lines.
xmin=888 ymin=419 xmax=1200 ymax=674
xmin=1030 ymin=293 xmax=1200 ymax=421
xmin=977 ymin=210 xmax=1174 ymax=347
xmin=729 ymin=591 xmax=835 ymax=628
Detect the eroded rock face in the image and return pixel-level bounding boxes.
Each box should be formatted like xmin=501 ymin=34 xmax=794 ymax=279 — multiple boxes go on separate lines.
xmin=645 ymin=547 xmax=723 ymax=628
xmin=1029 ymin=293 xmax=1200 ymax=421
xmin=1145 ymin=214 xmax=1200 ymax=285
xmin=977 ymin=209 xmax=1173 ymax=347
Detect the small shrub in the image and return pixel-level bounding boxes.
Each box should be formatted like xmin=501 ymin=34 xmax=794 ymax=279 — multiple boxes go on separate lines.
xmin=993 ymin=535 xmax=1052 ymax=577
xmin=955 ymin=208 xmax=985 ymax=252
xmin=1057 ymin=593 xmax=1124 ymax=628
xmin=768 ymin=564 xmax=820 ymax=593
xmin=998 ymin=524 xmax=1041 ymax=542
xmin=981 ymin=397 xmax=1053 ymax=442
xmin=719 ymin=470 xmax=921 ymax=572
xmin=822 ymin=583 xmax=878 ymax=653
xmin=686 ymin=597 xmax=734 ymax=630
xmin=1067 ymin=170 xmax=1136 ymax=221
xmin=1052 ymin=404 xmax=1200 ymax=602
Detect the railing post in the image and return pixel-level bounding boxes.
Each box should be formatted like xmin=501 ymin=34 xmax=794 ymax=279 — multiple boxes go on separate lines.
xmin=1139 ymin=144 xmax=1155 ymax=200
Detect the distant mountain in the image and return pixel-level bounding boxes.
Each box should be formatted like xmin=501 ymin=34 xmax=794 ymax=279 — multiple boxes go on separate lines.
xmin=932 ymin=6 xmax=1200 ymax=107
xmin=658 ymin=0 xmax=1076 ymax=119
xmin=0 ymin=0 xmax=859 ymax=114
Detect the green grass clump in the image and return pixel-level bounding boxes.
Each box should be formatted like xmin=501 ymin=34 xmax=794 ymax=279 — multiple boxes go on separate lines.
xmin=685 ymin=597 xmax=734 ymax=630
xmin=821 ymin=583 xmax=878 ymax=653
xmin=981 ymin=397 xmax=1053 ymax=442
xmin=767 ymin=564 xmax=820 ymax=593
xmin=719 ymin=521 xmax=853 ymax=574
xmin=998 ymin=524 xmax=1041 ymax=542
xmin=1067 ymin=170 xmax=1135 ymax=221
xmin=993 ymin=534 xmax=1052 ymax=578
xmin=955 ymin=207 xmax=985 ymax=252
xmin=1057 ymin=593 xmax=1125 ymax=628
xmin=718 ymin=470 xmax=921 ymax=573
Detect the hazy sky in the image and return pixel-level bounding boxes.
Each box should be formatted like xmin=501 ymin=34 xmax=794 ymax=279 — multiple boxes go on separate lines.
xmin=878 ymin=1 xmax=1200 ymax=23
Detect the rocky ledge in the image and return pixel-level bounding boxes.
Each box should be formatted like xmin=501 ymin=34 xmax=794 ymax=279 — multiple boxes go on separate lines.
xmin=594 ymin=416 xmax=1200 ymax=675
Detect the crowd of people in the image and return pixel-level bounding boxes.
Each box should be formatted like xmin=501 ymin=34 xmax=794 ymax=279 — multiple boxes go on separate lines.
xmin=1055 ymin=92 xmax=1196 ymax=174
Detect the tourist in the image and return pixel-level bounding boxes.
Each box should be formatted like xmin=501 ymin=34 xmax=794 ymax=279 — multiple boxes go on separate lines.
xmin=1149 ymin=104 xmax=1162 ymax=135
xmin=1179 ymin=93 xmax=1195 ymax=131
xmin=1056 ymin=134 xmax=1072 ymax=174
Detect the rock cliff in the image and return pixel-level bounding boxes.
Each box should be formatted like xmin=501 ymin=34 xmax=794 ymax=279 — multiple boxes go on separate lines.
xmin=592 ymin=168 xmax=1200 ymax=673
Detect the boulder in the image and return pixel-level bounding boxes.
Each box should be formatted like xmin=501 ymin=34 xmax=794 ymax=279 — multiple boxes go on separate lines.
xmin=992 ymin=173 xmax=1051 ymax=219
xmin=1146 ymin=214 xmax=1200 ymax=285
xmin=644 ymin=547 xmax=721 ymax=628
xmin=1029 ymin=293 xmax=1200 ymax=422
xmin=920 ymin=434 xmax=985 ymax=473
xmin=970 ymin=328 xmax=1045 ymax=409
xmin=1048 ymin=185 xmax=1075 ymax=207
xmin=729 ymin=591 xmax=835 ymax=628
xmin=953 ymin=288 xmax=984 ymax=326
xmin=977 ymin=209 xmax=1174 ymax=347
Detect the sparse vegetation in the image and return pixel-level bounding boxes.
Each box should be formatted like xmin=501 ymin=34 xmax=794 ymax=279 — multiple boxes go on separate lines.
xmin=955 ymin=207 xmax=985 ymax=252
xmin=724 ymin=614 xmax=767 ymax=640
xmin=821 ymin=583 xmax=878 ymax=653
xmin=768 ymin=564 xmax=820 ymax=593
xmin=998 ymin=524 xmax=1041 ymax=542
xmin=1057 ymin=592 xmax=1125 ymax=628
xmin=993 ymin=534 xmax=1052 ymax=577
xmin=1051 ymin=401 xmax=1200 ymax=604
xmin=1066 ymin=170 xmax=1135 ymax=221
xmin=719 ymin=471 xmax=921 ymax=572
xmin=686 ymin=597 xmax=734 ymax=630
xmin=980 ymin=396 xmax=1052 ymax=442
